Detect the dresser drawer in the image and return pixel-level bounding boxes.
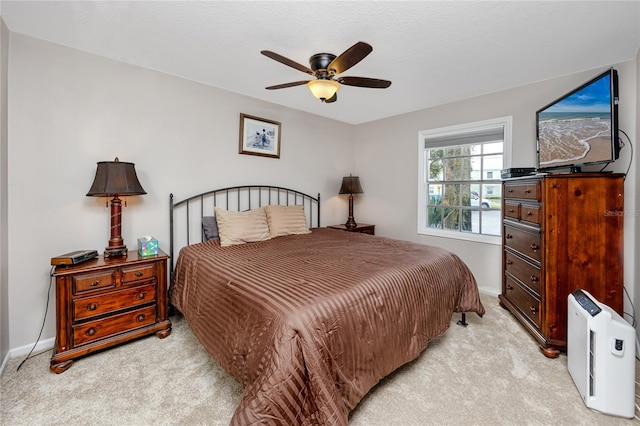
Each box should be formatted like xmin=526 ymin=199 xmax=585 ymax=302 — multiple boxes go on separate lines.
xmin=504 ymin=201 xmax=520 ymax=220
xmin=121 ymin=263 xmax=156 ymax=285
xmin=73 ymin=305 xmax=157 ymax=346
xmin=520 ymin=204 xmax=541 ymax=225
xmin=504 ymin=201 xmax=541 ymax=225
xmin=504 ymin=275 xmax=540 ymax=328
xmin=504 ymin=181 xmax=540 ymax=201
xmin=73 ymin=271 xmax=116 ymax=294
xmin=73 ymin=283 xmax=157 ymax=321
xmin=505 ymin=251 xmax=541 ymax=295
xmin=504 ymin=225 xmax=541 ymax=262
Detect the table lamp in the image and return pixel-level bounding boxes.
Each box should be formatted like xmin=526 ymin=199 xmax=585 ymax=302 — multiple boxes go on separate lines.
xmin=339 ymin=174 xmax=363 ymax=229
xmin=86 ymin=157 xmax=146 ymax=257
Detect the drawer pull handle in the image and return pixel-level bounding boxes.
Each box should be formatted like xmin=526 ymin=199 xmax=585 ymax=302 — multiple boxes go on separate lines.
xmin=525 ymin=189 xmax=531 ymax=193
xmin=137 ymin=292 xmax=146 ymax=300
xmin=508 ymin=209 xmax=515 ymax=213
xmin=136 ymin=314 xmax=146 ymax=322
xmin=530 ymin=275 xmax=538 ymax=283
xmin=87 ymin=303 xmax=97 ymax=311
xmin=506 ymin=259 xmax=513 ymax=265
xmin=530 ymin=306 xmax=538 ymax=315
xmin=508 ymin=189 xmax=514 ymax=193
xmin=506 ymin=284 xmax=513 ymax=291
xmin=91 ymin=280 xmax=100 ymax=287
xmin=135 ymin=272 xmax=144 ymax=277
xmin=530 ymin=243 xmax=539 ymax=251
xmin=86 ymin=327 xmax=97 ymax=336
xmin=526 ymin=211 xmax=532 ymax=216
xmin=506 ymin=234 xmax=513 ymax=239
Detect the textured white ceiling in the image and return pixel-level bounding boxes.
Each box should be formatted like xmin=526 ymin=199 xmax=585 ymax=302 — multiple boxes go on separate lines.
xmin=2 ymin=1 xmax=639 ymax=124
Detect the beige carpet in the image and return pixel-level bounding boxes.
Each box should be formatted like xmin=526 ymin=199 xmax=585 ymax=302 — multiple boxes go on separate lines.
xmin=1 ymin=294 xmax=638 ymax=425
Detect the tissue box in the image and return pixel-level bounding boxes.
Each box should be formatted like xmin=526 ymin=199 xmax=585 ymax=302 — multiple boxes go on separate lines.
xmin=137 ymin=236 xmax=159 ymax=257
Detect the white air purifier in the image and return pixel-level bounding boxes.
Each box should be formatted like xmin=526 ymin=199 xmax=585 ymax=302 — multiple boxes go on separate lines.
xmin=567 ymin=289 xmax=635 ymax=419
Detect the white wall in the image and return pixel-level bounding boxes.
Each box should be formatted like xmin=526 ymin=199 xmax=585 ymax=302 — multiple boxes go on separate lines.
xmin=6 ymin=34 xmax=354 ymax=350
xmin=0 ymin=17 xmax=9 ymax=365
xmin=354 ymin=61 xmax=638 ymax=303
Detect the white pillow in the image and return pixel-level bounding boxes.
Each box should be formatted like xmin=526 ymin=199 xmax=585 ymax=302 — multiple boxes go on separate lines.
xmin=214 ymin=207 xmax=271 ymax=247
xmin=264 ymin=204 xmax=311 ymax=237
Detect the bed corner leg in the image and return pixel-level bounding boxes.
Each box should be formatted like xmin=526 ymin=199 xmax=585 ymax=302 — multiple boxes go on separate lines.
xmin=456 ymin=313 xmax=468 ymax=327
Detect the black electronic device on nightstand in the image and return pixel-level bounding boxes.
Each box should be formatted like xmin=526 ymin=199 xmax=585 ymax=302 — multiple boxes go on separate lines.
xmin=50 ymin=249 xmax=98 ymax=266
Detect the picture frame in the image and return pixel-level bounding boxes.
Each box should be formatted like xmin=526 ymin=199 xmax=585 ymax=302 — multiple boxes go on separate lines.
xmin=239 ymin=113 xmax=281 ymax=159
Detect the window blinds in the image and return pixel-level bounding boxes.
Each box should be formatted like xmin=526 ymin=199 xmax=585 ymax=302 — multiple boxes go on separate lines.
xmin=423 ymin=125 xmax=505 ymax=148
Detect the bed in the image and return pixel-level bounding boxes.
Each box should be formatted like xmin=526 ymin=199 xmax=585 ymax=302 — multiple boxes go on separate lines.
xmin=169 ymin=185 xmax=485 ymax=425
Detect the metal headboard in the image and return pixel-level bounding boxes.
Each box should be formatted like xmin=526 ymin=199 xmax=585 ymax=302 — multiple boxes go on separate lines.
xmin=169 ymin=185 xmax=320 ymax=280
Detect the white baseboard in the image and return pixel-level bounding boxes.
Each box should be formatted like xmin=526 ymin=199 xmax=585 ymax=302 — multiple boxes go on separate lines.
xmin=0 ymin=337 xmax=54 ymax=377
xmin=0 ymin=351 xmax=9 ymax=378
xmin=478 ymin=287 xmax=500 ymax=297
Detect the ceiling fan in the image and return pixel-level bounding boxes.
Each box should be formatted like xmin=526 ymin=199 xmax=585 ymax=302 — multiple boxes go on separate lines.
xmin=261 ymin=41 xmax=391 ymax=103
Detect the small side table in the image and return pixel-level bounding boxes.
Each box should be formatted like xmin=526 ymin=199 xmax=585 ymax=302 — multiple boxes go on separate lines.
xmin=327 ymin=223 xmax=375 ymax=235
xmin=50 ymin=250 xmax=171 ymax=373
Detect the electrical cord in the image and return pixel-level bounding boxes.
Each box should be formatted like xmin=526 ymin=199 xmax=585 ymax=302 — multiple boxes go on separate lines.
xmin=619 ymin=129 xmax=633 ymax=179
xmin=16 ymin=265 xmax=55 ymax=371
xmin=600 ymin=129 xmax=632 ymax=177
xmin=624 ymin=285 xmax=637 ymax=328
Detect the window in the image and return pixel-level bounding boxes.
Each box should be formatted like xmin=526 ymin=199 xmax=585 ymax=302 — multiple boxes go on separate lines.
xmin=418 ymin=117 xmax=512 ymax=244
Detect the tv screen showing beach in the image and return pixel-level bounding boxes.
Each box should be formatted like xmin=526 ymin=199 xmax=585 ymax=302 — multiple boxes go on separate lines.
xmin=537 ymin=72 xmax=613 ymax=170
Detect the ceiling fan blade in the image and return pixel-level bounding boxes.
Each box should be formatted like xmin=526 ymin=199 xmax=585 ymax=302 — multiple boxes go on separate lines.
xmin=261 ymin=50 xmax=314 ymax=75
xmin=324 ymin=92 xmax=337 ymax=103
xmin=265 ymin=81 xmax=309 ymax=90
xmin=336 ymin=76 xmax=392 ymax=88
xmin=327 ymin=42 xmax=373 ymax=74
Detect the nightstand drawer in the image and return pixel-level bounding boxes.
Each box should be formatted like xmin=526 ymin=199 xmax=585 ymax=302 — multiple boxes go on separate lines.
xmin=121 ymin=263 xmax=156 ymax=285
xmin=73 ymin=305 xmax=157 ymax=346
xmin=73 ymin=271 xmax=116 ymax=294
xmin=73 ymin=283 xmax=157 ymax=321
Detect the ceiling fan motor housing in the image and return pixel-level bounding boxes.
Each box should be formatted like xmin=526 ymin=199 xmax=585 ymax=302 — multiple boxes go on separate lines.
xmin=310 ymin=53 xmax=337 ymax=77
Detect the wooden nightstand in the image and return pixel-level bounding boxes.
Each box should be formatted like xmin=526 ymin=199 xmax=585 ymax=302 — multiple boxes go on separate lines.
xmin=50 ymin=250 xmax=172 ymax=373
xmin=327 ymin=223 xmax=375 ymax=235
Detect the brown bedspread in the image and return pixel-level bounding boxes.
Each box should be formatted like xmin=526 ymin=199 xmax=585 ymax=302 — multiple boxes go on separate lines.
xmin=171 ymin=227 xmax=485 ymax=425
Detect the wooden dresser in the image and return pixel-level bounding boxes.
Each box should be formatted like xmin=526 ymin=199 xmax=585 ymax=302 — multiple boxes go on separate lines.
xmin=499 ymin=174 xmax=624 ymax=358
xmin=50 ymin=250 xmax=172 ymax=373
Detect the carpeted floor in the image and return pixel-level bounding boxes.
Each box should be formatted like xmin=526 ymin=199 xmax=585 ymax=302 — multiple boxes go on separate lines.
xmin=1 ymin=293 xmax=638 ymax=425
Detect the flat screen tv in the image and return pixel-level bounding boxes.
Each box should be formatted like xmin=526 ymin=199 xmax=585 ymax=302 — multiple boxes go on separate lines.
xmin=536 ymin=68 xmax=619 ymax=173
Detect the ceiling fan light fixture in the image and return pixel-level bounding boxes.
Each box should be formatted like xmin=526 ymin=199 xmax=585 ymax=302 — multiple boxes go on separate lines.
xmin=307 ymin=79 xmax=340 ymax=101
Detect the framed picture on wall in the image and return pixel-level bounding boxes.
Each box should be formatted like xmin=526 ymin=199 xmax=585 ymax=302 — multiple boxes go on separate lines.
xmin=239 ymin=113 xmax=281 ymax=159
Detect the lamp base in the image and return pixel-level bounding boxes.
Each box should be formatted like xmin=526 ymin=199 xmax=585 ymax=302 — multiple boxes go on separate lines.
xmin=345 ymin=218 xmax=358 ymax=229
xmin=104 ymin=246 xmax=128 ymax=258
xmin=345 ymin=194 xmax=358 ymax=229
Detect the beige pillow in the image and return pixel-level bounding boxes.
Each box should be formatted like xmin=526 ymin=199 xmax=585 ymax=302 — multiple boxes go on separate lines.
xmin=264 ymin=204 xmax=311 ymax=237
xmin=214 ymin=207 xmax=271 ymax=247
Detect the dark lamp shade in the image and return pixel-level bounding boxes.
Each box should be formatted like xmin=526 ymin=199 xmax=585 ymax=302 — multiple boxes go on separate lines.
xmin=86 ymin=158 xmax=146 ymax=197
xmin=339 ymin=175 xmax=363 ymax=195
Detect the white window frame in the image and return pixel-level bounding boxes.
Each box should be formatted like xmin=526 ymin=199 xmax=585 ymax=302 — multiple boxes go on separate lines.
xmin=417 ymin=116 xmax=512 ymax=245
